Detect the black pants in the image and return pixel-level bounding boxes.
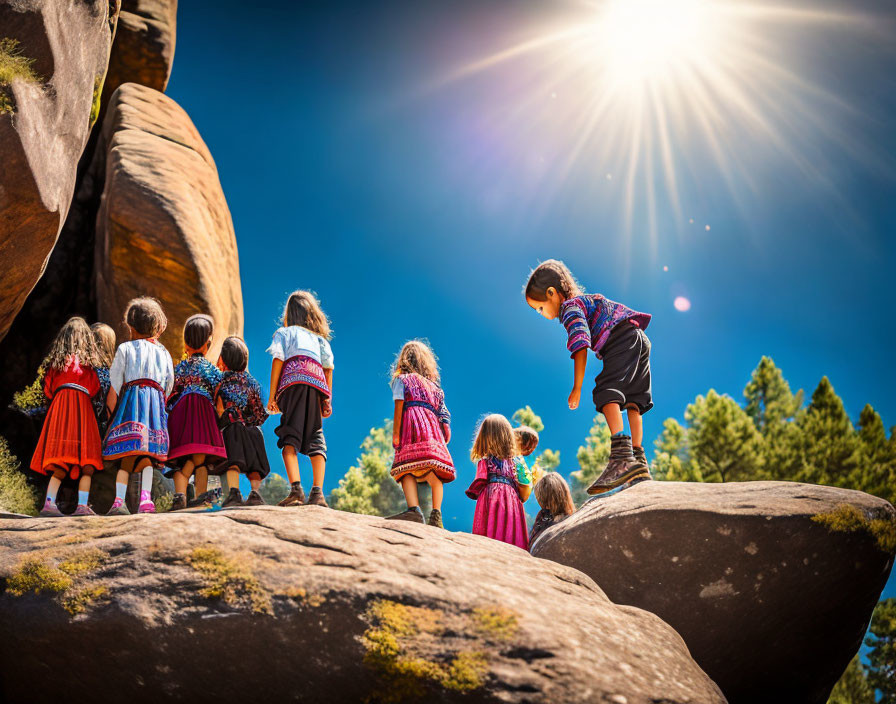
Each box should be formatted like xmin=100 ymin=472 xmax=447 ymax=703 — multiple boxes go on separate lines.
xmin=593 ymin=322 xmax=653 ymax=414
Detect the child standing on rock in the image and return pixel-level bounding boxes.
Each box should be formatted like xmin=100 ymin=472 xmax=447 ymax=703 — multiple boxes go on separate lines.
xmin=386 ymin=340 xmax=455 ymax=527
xmin=466 ymin=414 xmax=529 ymax=550
xmin=165 ymin=315 xmax=226 ymax=511
xmin=266 ymin=290 xmax=333 ymax=508
xmin=31 ymin=317 xmax=106 ymax=517
xmin=212 ymin=336 xmax=270 ymax=507
xmin=525 ymin=259 xmax=653 ymax=496
xmin=102 ymin=297 xmax=174 ymax=515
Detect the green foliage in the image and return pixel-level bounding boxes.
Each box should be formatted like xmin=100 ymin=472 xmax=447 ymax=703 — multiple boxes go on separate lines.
xmin=535 ymin=448 xmax=560 ymax=472
xmin=866 ymin=598 xmax=896 ymax=703
xmin=744 ymin=356 xmax=803 ymax=432
xmin=329 ymin=421 xmax=427 ymax=516
xmin=856 ymin=405 xmax=896 ymax=505
xmin=827 ymin=655 xmax=875 ymax=704
xmin=811 ymin=504 xmax=896 ymax=553
xmin=0 ymin=38 xmax=41 ymax=114
xmin=257 ymin=473 xmax=290 ymax=505
xmin=0 ymin=436 xmax=37 ymax=516
xmin=684 ymin=390 xmax=764 ymax=482
xmin=512 ymin=406 xmax=544 ymax=432
xmin=11 ymin=362 xmax=48 ymax=415
xmin=569 ymin=415 xmax=611 ymax=505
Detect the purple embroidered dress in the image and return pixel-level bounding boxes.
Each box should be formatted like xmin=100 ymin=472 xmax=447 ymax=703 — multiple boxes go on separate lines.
xmin=466 ymin=457 xmax=528 ymax=550
xmin=561 ymin=294 xmax=651 ymax=359
xmin=390 ymin=373 xmax=455 ymax=483
xmin=166 ymin=353 xmax=226 ymax=464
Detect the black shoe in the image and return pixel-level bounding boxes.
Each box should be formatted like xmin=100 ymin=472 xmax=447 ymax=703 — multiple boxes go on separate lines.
xmin=427 ymin=509 xmax=443 ymax=528
xmin=587 ymin=434 xmax=650 ymax=495
xmin=188 ymin=491 xmax=213 ymax=508
xmin=244 ymin=490 xmax=265 ymax=506
xmin=278 ymin=482 xmax=305 ymax=507
xmin=170 ymin=493 xmax=187 ymax=511
xmin=306 ymin=486 xmax=328 ymax=507
xmin=386 ymin=506 xmax=424 ymax=523
xmin=222 ymin=488 xmax=244 ymax=508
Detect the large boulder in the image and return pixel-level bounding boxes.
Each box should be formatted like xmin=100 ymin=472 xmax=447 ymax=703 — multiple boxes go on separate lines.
xmin=531 ymin=481 xmax=896 ymax=704
xmin=95 ymin=82 xmax=242 ymax=357
xmin=101 ymin=0 xmax=176 ymax=104
xmin=0 ymin=0 xmax=119 ymax=342
xmin=0 ymin=507 xmax=726 ymax=704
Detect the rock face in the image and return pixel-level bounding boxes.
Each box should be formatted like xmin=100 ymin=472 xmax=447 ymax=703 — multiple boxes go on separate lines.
xmin=101 ymin=0 xmax=176 ymax=103
xmin=0 ymin=0 xmax=119 ymax=342
xmin=531 ymin=481 xmax=896 ymax=704
xmin=0 ymin=507 xmax=726 ymax=704
xmin=95 ymin=82 xmax=242 ymax=356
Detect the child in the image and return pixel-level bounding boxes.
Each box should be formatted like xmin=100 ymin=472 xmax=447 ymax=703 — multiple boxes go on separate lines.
xmin=211 ymin=336 xmax=270 ymax=508
xmin=525 ymin=259 xmax=653 ymax=495
xmin=90 ymin=322 xmax=116 ymax=436
xmin=528 ymin=472 xmax=576 ymax=547
xmin=102 ymin=297 xmax=174 ymax=515
xmin=266 ymin=290 xmax=333 ymax=507
xmin=166 ymin=314 xmax=226 ymax=509
xmin=30 ymin=317 xmax=105 ymax=517
xmin=512 ymin=425 xmax=539 ymax=502
xmin=386 ymin=340 xmax=455 ymax=527
xmin=466 ymin=414 xmax=529 ymax=550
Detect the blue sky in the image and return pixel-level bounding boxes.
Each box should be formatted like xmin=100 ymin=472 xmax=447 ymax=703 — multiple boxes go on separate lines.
xmin=165 ymin=0 xmax=895 ymax=541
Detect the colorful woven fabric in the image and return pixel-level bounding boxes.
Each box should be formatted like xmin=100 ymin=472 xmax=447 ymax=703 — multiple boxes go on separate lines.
xmin=167 ymin=353 xmax=223 ymax=409
xmin=102 ymin=380 xmax=169 ymax=461
xmin=391 ymin=373 xmax=454 ymax=482
xmin=561 ymin=294 xmax=651 ymax=360
xmin=276 ymin=355 xmax=330 ymax=399
xmin=466 ymin=457 xmax=529 ymax=550
xmin=216 ymin=370 xmax=268 ymax=427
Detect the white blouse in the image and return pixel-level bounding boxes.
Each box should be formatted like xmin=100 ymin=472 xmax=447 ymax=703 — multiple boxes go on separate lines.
xmin=266 ymin=326 xmax=334 ymax=369
xmin=109 ymin=339 xmax=175 ymax=395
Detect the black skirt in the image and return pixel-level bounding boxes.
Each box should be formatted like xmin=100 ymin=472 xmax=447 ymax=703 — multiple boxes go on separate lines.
xmin=275 ymin=384 xmax=327 ymax=458
xmin=212 ymin=423 xmax=271 ymax=478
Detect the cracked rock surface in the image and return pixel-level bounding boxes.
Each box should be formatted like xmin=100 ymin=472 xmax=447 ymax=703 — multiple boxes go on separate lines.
xmin=0 ymin=506 xmax=725 ymax=704
xmin=531 ymin=480 xmax=896 ymax=704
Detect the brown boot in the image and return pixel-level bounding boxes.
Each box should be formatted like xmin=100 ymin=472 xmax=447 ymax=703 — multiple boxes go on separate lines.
xmin=386 ymin=507 xmax=424 ymax=523
xmin=427 ymin=509 xmax=443 ymax=528
xmin=170 ymin=493 xmax=187 ymax=511
xmin=587 ymin=434 xmax=650 ymax=495
xmin=244 ymin=490 xmax=265 ymax=506
xmin=632 ymin=445 xmax=653 ymax=479
xmin=278 ymin=482 xmax=305 ymax=507
xmin=306 ymin=486 xmax=328 ymax=507
xmin=221 ymin=488 xmax=244 ymax=508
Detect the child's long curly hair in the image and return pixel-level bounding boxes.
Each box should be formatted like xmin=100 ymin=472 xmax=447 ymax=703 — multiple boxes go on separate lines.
xmin=391 ymin=339 xmax=440 ymax=383
xmin=46 ymin=317 xmax=102 ymax=371
xmin=524 ymin=259 xmax=582 ymax=302
xmin=90 ymin=323 xmax=116 ymax=368
xmin=282 ymin=290 xmax=331 ymax=340
xmin=534 ymin=472 xmax=575 ymax=516
xmin=471 ymin=414 xmax=516 ymax=461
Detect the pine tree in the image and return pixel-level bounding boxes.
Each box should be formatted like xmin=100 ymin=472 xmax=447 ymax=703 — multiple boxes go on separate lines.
xmin=743 ymin=356 xmax=803 ymax=432
xmin=512 ymin=406 xmax=561 ymax=474
xmin=0 ymin=437 xmax=37 ymax=516
xmin=652 ymin=417 xmax=704 ymax=482
xmin=684 ymin=390 xmax=764 ymax=482
xmin=796 ymin=377 xmax=861 ymax=487
xmin=865 ymin=599 xmax=896 ymax=704
xmin=569 ymin=415 xmax=611 ymax=505
xmin=826 ymin=655 xmax=875 ymax=704
xmin=855 ymin=405 xmax=895 ymax=505
xmin=257 ymin=473 xmax=290 ymax=505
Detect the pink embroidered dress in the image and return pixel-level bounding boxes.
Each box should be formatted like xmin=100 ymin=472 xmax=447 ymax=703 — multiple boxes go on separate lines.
xmin=390 ymin=373 xmax=455 ymax=483
xmin=466 ymin=456 xmax=529 ymax=550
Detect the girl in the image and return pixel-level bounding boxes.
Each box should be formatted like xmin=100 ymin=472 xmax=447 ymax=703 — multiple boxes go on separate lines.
xmin=31 ymin=317 xmax=105 ymax=517
xmin=465 ymin=414 xmax=529 ymax=550
xmin=166 ymin=314 xmax=226 ymax=509
xmin=102 ymin=297 xmax=174 ymax=515
xmin=90 ymin=322 xmax=116 ymax=436
xmin=266 ymin=290 xmax=333 ymax=507
xmin=528 ymin=472 xmax=576 ymax=548
xmin=512 ymin=425 xmax=539 ymax=502
xmin=212 ymin=336 xmax=270 ymax=508
xmin=524 ymin=259 xmax=653 ymax=495
xmin=386 ymin=340 xmax=455 ymax=527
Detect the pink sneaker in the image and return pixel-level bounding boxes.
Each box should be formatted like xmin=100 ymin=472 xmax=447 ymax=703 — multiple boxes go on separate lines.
xmin=138 ymin=490 xmax=155 ymax=514
xmin=73 ymin=504 xmax=96 ymax=516
xmin=106 ymin=497 xmax=130 ymax=516
xmin=40 ymin=498 xmax=64 ymax=517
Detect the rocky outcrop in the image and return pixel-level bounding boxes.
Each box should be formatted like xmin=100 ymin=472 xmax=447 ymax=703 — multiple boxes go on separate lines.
xmin=101 ymin=0 xmax=176 ymax=104
xmin=95 ymin=82 xmax=242 ymax=357
xmin=0 ymin=507 xmax=726 ymax=704
xmin=531 ymin=481 xmax=896 ymax=704
xmin=0 ymin=0 xmax=119 ymax=342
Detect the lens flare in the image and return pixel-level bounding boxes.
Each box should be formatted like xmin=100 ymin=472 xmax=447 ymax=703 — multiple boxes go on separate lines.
xmin=674 ymin=296 xmax=692 ymax=312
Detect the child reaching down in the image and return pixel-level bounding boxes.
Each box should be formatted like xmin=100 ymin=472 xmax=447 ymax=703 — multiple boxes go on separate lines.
xmin=267 ymin=290 xmax=333 ymax=508
xmin=525 ymin=259 xmax=653 ymax=496
xmin=466 ymin=414 xmax=529 ymax=550
xmin=102 ymin=297 xmax=174 ymax=515
xmin=31 ymin=317 xmax=105 ymax=516
xmin=213 ymin=336 xmax=270 ymax=507
xmin=386 ymin=340 xmax=455 ymax=527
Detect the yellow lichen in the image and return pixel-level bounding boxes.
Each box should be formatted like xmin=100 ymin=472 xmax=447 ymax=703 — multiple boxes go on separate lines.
xmin=471 ymin=606 xmax=519 ymax=641
xmin=7 ymin=556 xmax=72 ymax=596
xmin=812 ymin=504 xmax=896 ymax=553
xmin=186 ymin=546 xmax=271 ymax=615
xmin=59 ymin=548 xmax=107 ymax=577
xmin=62 ymin=585 xmax=109 ymax=615
xmin=6 ymin=549 xmax=108 ymax=615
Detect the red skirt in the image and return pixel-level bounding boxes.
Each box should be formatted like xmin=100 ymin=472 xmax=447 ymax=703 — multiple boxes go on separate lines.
xmin=167 ymin=393 xmax=226 ymax=463
xmin=30 ymin=388 xmax=103 ymax=478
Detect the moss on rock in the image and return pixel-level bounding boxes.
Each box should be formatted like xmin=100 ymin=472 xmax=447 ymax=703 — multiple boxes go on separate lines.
xmin=0 ymin=38 xmax=41 ymax=114
xmin=6 ymin=548 xmax=109 ymax=615
xmin=811 ymin=504 xmax=896 ymax=553
xmin=186 ymin=546 xmax=272 ymax=614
